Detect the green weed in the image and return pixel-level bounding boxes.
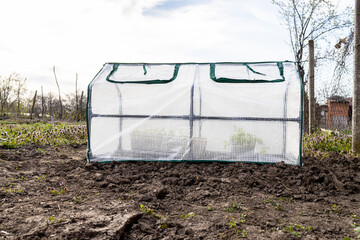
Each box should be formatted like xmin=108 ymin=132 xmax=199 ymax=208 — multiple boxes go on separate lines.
xmin=263 ymin=196 xmax=284 ymax=211
xmin=46 ymin=216 xmax=66 ymax=224
xmin=179 ymin=212 xmax=196 ymax=219
xmin=1 ymin=187 xmax=23 ymax=194
xmin=224 ymin=202 xmax=242 ymax=212
xmin=140 ymin=204 xmax=162 ymax=219
xmin=282 ymin=224 xmax=312 ymax=238
xmin=36 ymin=175 xmax=47 ymax=182
xmin=73 ymin=195 xmax=83 ymax=204
xmin=329 ymin=204 xmax=341 ymax=214
xmin=355 ymin=227 xmax=360 ymax=238
xmin=139 ymin=204 xmax=168 ymax=231
xmin=50 ymin=181 xmax=67 ymax=195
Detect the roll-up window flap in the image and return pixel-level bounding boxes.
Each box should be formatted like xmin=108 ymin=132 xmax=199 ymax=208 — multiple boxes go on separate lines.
xmin=210 ymin=62 xmax=285 ymax=83
xmin=106 ymin=64 xmax=180 ymax=84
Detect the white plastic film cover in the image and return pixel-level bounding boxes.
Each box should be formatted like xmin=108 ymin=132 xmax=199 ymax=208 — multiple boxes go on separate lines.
xmin=87 ymin=62 xmax=303 ymax=165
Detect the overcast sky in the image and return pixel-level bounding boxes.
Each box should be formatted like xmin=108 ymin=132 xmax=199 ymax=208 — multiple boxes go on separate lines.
xmin=0 ymin=0 xmax=353 ymax=95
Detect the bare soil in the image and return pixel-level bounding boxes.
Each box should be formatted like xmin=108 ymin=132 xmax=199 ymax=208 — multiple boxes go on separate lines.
xmin=1 ymin=145 xmax=360 ymax=239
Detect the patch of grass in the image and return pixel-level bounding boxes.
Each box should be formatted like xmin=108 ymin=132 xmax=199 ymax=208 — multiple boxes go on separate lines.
xmin=0 ymin=122 xmax=87 ymax=148
xmin=303 ymin=129 xmax=354 ymax=158
xmin=1 ymin=187 xmax=23 ymax=194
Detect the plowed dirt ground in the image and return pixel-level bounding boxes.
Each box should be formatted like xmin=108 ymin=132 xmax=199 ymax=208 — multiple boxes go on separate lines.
xmin=1 ymin=145 xmax=360 ymax=239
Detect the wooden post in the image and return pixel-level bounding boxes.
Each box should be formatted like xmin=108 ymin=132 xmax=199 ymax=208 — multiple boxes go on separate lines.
xmin=308 ymin=40 xmax=315 ymax=133
xmin=79 ymin=91 xmax=84 ymax=121
xmin=353 ymin=0 xmax=360 ymax=153
xmin=30 ymin=90 xmax=37 ymax=119
xmin=41 ymin=86 xmax=44 ymax=118
xmin=75 ymin=73 xmax=79 ymax=121
xmin=49 ymin=93 xmax=52 ymax=118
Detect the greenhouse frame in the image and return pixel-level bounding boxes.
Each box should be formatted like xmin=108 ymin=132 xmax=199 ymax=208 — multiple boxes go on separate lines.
xmin=87 ymin=62 xmax=303 ymax=165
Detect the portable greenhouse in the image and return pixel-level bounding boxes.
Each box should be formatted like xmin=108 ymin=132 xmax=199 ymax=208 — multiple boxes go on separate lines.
xmin=87 ymin=62 xmax=303 ymax=165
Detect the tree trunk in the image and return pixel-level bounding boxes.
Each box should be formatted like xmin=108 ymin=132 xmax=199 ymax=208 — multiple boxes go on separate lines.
xmin=30 ymin=90 xmax=37 ymax=119
xmin=41 ymin=86 xmax=45 ymax=118
xmin=308 ymin=40 xmax=315 ymax=133
xmin=79 ymin=91 xmax=84 ymax=121
xmin=75 ymin=73 xmax=79 ymax=121
xmin=53 ymin=66 xmax=62 ymax=119
xmin=353 ymin=0 xmax=360 ymax=153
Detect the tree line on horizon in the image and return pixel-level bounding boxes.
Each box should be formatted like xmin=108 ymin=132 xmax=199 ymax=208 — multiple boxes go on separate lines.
xmin=0 ymin=71 xmax=86 ymax=121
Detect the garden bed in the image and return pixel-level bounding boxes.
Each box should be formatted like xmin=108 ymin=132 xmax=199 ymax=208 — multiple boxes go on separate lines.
xmin=1 ymin=143 xmax=360 ymax=239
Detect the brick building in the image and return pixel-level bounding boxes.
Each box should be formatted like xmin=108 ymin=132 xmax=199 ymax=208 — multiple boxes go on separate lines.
xmin=327 ymin=95 xmax=350 ymax=130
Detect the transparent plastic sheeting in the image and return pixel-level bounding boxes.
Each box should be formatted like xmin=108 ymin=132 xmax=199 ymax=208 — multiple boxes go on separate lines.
xmin=87 ymin=62 xmax=303 ymax=165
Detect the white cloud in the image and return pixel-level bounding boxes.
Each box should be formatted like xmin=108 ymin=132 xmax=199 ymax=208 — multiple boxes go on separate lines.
xmin=0 ymin=0 xmax=293 ymax=94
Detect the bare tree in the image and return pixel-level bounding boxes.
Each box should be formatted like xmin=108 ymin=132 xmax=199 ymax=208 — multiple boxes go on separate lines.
xmin=79 ymin=90 xmax=84 ymax=121
xmin=15 ymin=77 xmax=27 ymax=116
xmin=272 ymin=0 xmax=352 ymax=83
xmin=48 ymin=92 xmax=54 ymax=117
xmin=41 ymin=86 xmax=46 ymax=117
xmin=332 ymin=30 xmax=354 ymax=85
xmin=53 ymin=66 xmax=63 ymax=119
xmin=0 ymin=73 xmax=18 ymax=115
xmin=30 ymin=90 xmax=37 ymax=119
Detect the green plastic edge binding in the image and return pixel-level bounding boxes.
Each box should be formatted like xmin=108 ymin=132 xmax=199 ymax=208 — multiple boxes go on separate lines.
xmin=88 ymin=158 xmax=299 ymax=165
xmin=296 ymin=62 xmax=304 ymax=167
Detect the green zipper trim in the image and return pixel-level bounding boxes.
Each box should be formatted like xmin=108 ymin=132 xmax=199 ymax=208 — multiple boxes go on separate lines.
xmin=106 ymin=64 xmax=180 ymax=84
xmin=143 ymin=64 xmax=147 ymax=75
xmin=244 ymin=63 xmax=265 ymax=75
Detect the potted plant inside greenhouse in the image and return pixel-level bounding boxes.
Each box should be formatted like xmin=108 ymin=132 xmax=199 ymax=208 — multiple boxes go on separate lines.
xmin=225 ymin=127 xmax=264 ymax=155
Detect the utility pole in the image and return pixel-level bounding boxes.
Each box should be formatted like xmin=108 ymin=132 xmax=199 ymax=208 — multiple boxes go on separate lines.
xmin=353 ymin=0 xmax=360 ymax=153
xmin=308 ymin=40 xmax=315 ymax=133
